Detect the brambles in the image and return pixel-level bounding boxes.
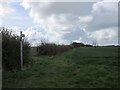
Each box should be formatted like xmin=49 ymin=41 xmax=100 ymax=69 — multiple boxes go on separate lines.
xmin=37 ymin=42 xmax=73 ymax=56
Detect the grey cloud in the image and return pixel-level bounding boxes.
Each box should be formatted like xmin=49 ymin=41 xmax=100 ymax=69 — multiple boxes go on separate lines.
xmin=30 ymin=2 xmax=94 ymax=16
xmin=62 ymin=27 xmax=86 ymax=41
xmin=85 ymin=2 xmax=118 ymax=31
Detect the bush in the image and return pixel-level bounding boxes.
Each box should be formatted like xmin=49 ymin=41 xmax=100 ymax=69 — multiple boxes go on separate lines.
xmin=37 ymin=42 xmax=73 ymax=56
xmin=1 ymin=27 xmax=31 ymax=71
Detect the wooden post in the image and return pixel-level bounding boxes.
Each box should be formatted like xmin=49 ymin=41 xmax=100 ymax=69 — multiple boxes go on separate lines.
xmin=20 ymin=31 xmax=23 ymax=70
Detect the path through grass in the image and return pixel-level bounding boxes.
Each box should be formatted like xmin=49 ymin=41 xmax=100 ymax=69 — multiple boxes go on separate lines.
xmin=3 ymin=47 xmax=119 ymax=88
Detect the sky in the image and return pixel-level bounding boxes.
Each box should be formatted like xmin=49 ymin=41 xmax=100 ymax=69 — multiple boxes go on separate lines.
xmin=0 ymin=0 xmax=119 ymax=46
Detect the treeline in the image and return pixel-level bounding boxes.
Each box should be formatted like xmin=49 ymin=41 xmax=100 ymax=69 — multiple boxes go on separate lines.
xmin=1 ymin=27 xmax=31 ymax=71
xmin=34 ymin=42 xmax=93 ymax=56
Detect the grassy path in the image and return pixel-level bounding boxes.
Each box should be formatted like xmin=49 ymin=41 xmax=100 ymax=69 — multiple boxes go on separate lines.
xmin=3 ymin=47 xmax=119 ymax=88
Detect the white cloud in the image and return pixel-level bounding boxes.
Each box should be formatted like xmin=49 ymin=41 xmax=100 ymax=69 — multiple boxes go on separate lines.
xmin=90 ymin=27 xmax=118 ymax=45
xmin=7 ymin=25 xmax=47 ymax=46
xmin=8 ymin=26 xmax=23 ymax=35
xmin=0 ymin=1 xmax=14 ymax=26
xmin=7 ymin=25 xmax=70 ymax=46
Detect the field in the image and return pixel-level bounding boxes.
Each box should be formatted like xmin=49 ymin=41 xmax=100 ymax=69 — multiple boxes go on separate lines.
xmin=3 ymin=47 xmax=119 ymax=88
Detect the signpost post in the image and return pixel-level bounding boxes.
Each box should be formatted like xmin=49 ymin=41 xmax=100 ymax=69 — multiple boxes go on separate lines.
xmin=92 ymin=40 xmax=98 ymax=48
xmin=20 ymin=31 xmax=25 ymax=70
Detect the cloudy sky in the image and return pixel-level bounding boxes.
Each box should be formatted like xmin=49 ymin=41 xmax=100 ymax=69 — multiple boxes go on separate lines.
xmin=0 ymin=0 xmax=118 ymax=46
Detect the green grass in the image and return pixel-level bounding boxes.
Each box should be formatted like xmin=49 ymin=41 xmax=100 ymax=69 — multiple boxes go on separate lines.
xmin=3 ymin=47 xmax=119 ymax=88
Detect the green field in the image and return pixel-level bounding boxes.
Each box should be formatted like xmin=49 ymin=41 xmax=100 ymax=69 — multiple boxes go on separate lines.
xmin=3 ymin=47 xmax=119 ymax=88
